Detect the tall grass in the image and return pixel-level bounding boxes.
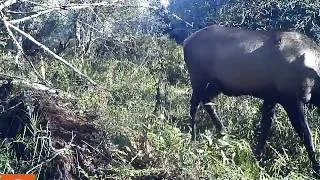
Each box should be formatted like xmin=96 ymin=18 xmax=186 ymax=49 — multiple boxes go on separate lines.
xmin=74 ymin=55 xmax=320 ymax=179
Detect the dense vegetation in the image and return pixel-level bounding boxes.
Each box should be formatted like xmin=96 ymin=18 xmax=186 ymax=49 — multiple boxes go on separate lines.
xmin=0 ymin=0 xmax=320 ymax=179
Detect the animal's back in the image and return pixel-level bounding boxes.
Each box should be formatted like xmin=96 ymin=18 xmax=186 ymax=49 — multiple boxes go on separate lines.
xmin=183 ymin=25 xmax=319 ymax=96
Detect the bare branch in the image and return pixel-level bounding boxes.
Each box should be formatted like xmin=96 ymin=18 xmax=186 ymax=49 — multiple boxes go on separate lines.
xmin=23 ymin=0 xmax=51 ymax=8
xmin=5 ymin=20 xmax=97 ymax=85
xmin=0 ymin=72 xmax=28 ymax=81
xmin=58 ymin=1 xmax=119 ymax=10
xmin=0 ymin=73 xmax=58 ymax=93
xmin=6 ymin=9 xmax=43 ymax=14
xmin=171 ymin=13 xmax=193 ymax=27
xmin=9 ymin=8 xmax=59 ymax=24
xmin=0 ymin=0 xmax=18 ymax=11
xmin=1 ymin=12 xmax=49 ymax=85
xmin=6 ymin=1 xmax=120 ymax=24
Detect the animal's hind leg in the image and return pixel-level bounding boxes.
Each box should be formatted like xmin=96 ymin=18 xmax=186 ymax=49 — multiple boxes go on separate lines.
xmin=202 ymin=83 xmax=226 ymax=136
xmin=189 ymin=83 xmax=203 ymax=140
xmin=254 ymin=99 xmax=276 ymax=156
xmin=280 ymin=97 xmax=320 ymax=174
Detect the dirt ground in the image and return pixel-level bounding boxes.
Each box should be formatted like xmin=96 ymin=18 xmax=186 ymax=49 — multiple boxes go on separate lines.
xmin=34 ymin=91 xmax=111 ymax=179
xmin=0 ymin=81 xmax=111 ymax=179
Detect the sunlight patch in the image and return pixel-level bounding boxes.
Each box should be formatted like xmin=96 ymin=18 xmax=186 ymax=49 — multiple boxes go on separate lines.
xmin=160 ymin=0 xmax=170 ymax=8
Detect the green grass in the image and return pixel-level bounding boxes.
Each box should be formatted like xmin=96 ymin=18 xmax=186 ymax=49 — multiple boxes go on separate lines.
xmin=75 ymin=56 xmax=320 ymax=179
xmin=1 ymin=40 xmax=320 ymax=179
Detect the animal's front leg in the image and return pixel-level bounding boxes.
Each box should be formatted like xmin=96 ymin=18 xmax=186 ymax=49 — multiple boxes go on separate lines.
xmin=254 ymin=99 xmax=276 ymax=157
xmin=281 ymin=98 xmax=320 ymax=175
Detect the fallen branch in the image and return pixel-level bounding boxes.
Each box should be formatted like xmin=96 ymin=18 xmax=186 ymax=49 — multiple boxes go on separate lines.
xmin=15 ymin=80 xmax=58 ymax=94
xmin=0 ymin=73 xmax=75 ymax=97
xmin=0 ymin=73 xmax=56 ymax=94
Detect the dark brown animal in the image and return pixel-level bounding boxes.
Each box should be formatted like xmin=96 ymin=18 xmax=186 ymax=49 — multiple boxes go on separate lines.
xmin=183 ymin=25 xmax=320 ymax=174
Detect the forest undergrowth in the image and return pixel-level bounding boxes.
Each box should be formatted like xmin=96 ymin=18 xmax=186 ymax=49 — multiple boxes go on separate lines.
xmin=1 ymin=38 xmax=320 ymax=179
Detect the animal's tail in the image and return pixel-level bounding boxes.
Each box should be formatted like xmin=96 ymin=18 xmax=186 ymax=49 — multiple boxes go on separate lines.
xmin=182 ymin=41 xmax=193 ymax=74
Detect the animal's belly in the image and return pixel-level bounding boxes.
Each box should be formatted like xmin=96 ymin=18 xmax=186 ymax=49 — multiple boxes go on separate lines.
xmin=213 ymin=64 xmax=275 ymax=95
xmin=212 ymin=64 xmax=300 ymax=97
xmin=218 ymin=77 xmax=272 ymax=96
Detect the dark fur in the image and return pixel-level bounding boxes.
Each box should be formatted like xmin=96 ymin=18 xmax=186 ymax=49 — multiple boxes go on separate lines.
xmin=184 ymin=25 xmax=320 ymax=174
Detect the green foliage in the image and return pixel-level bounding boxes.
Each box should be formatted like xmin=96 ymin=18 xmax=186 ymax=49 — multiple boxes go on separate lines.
xmin=2 ymin=1 xmax=320 ymax=179
xmin=70 ymin=45 xmax=319 ymax=178
xmin=2 ymin=32 xmax=320 ymax=178
xmin=0 ymin=110 xmax=56 ymax=178
xmin=167 ymin=0 xmax=218 ymax=43
xmin=216 ymin=0 xmax=320 ymax=42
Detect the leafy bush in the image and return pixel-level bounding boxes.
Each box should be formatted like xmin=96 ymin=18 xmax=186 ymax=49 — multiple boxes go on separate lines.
xmin=216 ymin=0 xmax=320 ymax=42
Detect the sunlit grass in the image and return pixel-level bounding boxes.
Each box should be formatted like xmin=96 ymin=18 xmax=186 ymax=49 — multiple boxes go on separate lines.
xmin=79 ymin=58 xmax=320 ymax=179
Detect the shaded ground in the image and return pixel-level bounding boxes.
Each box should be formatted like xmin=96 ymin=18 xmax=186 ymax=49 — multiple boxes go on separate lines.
xmin=0 ymin=81 xmax=110 ymax=179
xmin=34 ymin=92 xmax=100 ymax=145
xmin=33 ymin=91 xmax=109 ymax=179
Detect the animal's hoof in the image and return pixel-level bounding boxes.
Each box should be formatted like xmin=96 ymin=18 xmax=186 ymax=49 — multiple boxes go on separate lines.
xmin=253 ymin=148 xmax=261 ymax=155
xmin=217 ymin=128 xmax=227 ymax=138
xmin=253 ymin=150 xmax=262 ymax=161
xmin=313 ymin=162 xmax=320 ymax=177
